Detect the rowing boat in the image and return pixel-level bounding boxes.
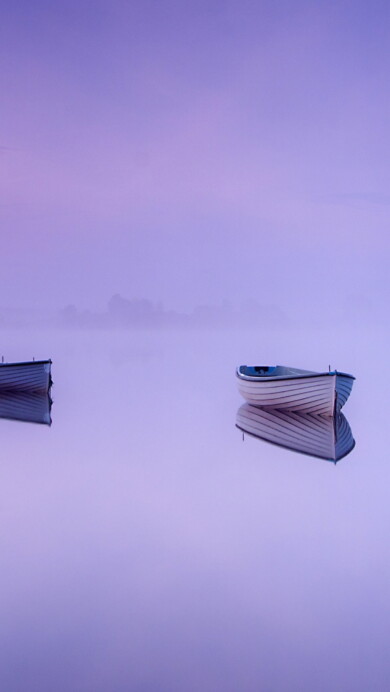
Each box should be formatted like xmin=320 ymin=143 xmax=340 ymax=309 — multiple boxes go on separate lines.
xmin=0 ymin=360 xmax=52 ymax=393
xmin=236 ymin=365 xmax=354 ymax=416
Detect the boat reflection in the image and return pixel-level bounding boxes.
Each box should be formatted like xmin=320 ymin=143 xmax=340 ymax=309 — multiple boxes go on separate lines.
xmin=0 ymin=391 xmax=52 ymax=426
xmin=236 ymin=404 xmax=355 ymax=462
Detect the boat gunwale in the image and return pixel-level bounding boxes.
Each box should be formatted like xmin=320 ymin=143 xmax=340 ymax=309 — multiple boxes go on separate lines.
xmin=236 ymin=368 xmax=355 ymax=382
xmin=0 ymin=359 xmax=52 ymax=368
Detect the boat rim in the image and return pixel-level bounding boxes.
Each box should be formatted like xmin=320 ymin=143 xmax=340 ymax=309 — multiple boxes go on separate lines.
xmin=0 ymin=359 xmax=52 ymax=367
xmin=236 ymin=367 xmax=355 ymax=381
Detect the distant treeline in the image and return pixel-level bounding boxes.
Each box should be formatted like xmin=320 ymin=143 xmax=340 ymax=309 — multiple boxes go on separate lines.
xmin=0 ymin=293 xmax=378 ymax=329
xmin=56 ymin=294 xmax=288 ymax=329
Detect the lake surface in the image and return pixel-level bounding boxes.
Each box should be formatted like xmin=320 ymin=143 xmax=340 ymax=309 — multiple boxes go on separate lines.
xmin=0 ymin=325 xmax=389 ymax=692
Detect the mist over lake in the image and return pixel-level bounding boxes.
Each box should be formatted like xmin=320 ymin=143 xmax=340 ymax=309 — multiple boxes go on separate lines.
xmin=0 ymin=323 xmax=389 ymax=691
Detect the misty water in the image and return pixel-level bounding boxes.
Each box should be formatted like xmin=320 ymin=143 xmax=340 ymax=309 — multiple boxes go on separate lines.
xmin=1 ymin=325 xmax=389 ymax=692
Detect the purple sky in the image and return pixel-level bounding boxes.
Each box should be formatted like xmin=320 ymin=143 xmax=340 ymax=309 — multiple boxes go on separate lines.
xmin=1 ymin=1 xmax=389 ymax=316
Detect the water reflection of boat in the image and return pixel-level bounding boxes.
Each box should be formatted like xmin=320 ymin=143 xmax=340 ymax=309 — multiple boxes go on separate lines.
xmin=236 ymin=404 xmax=355 ymax=462
xmin=0 ymin=392 xmax=52 ymax=425
xmin=236 ymin=365 xmax=355 ymax=416
xmin=0 ymin=360 xmax=52 ymax=393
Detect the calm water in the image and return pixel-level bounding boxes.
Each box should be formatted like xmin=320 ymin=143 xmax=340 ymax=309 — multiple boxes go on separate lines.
xmin=0 ymin=325 xmax=389 ymax=692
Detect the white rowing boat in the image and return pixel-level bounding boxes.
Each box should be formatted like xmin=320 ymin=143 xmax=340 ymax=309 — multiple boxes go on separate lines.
xmin=236 ymin=365 xmax=354 ymax=416
xmin=0 ymin=391 xmax=52 ymax=425
xmin=236 ymin=404 xmax=355 ymax=462
xmin=0 ymin=360 xmax=52 ymax=393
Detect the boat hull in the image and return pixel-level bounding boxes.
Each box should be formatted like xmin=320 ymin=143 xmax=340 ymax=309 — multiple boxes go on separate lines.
xmin=0 ymin=360 xmax=52 ymax=393
xmin=237 ymin=371 xmax=354 ymax=416
xmin=236 ymin=404 xmax=355 ymax=462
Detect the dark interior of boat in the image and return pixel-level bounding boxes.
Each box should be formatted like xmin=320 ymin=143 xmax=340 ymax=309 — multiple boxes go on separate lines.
xmin=240 ymin=365 xmax=277 ymax=377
